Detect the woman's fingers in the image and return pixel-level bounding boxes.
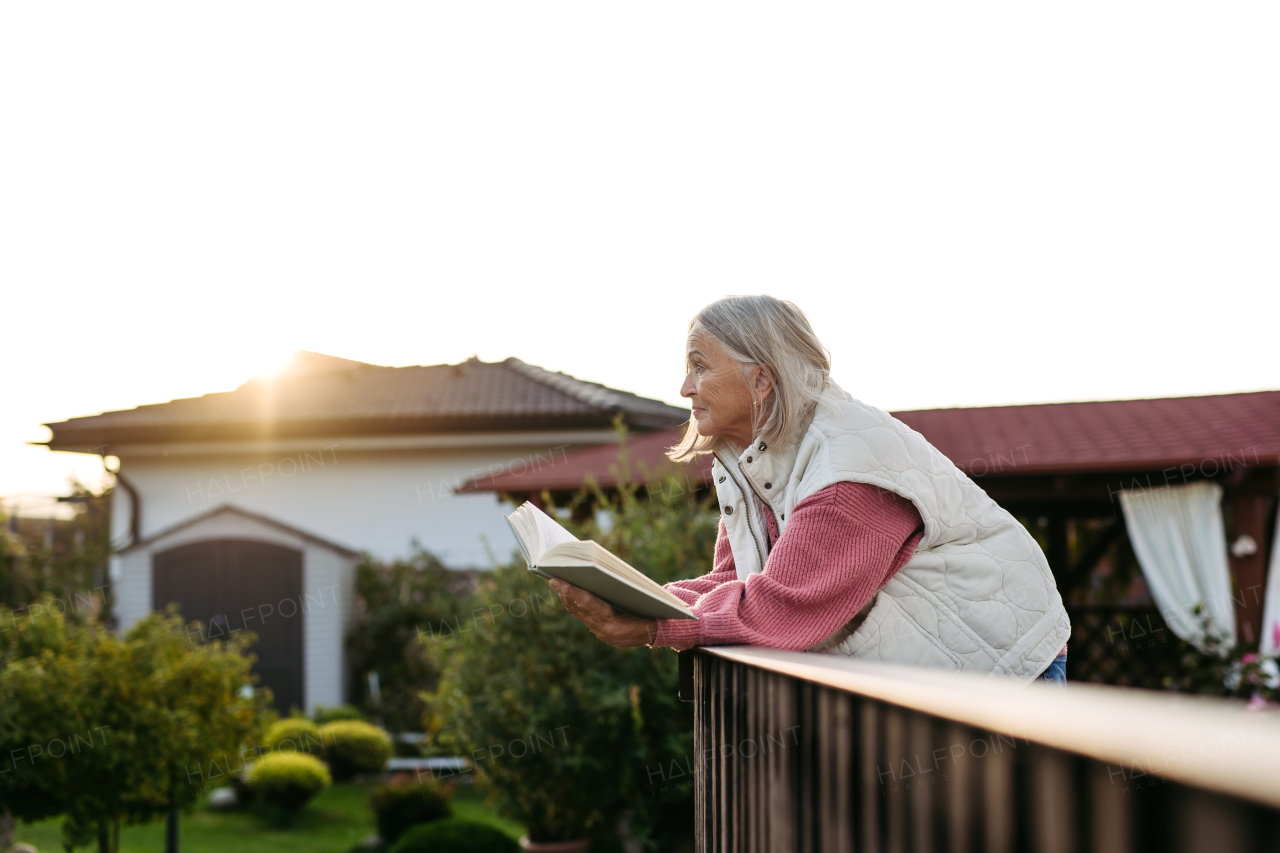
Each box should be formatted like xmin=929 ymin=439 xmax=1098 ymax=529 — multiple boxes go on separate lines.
xmin=551 ymin=580 xmax=613 ymax=622
xmin=549 ymin=579 xmax=656 ymax=647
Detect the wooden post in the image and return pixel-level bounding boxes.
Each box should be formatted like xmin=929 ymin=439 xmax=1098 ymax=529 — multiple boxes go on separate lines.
xmin=1227 ymin=493 xmax=1271 ymax=648
xmin=1047 ymin=517 xmax=1070 ymax=584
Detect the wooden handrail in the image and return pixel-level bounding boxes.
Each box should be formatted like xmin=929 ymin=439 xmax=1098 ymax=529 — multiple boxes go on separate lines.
xmin=700 ymin=645 xmax=1280 ymax=810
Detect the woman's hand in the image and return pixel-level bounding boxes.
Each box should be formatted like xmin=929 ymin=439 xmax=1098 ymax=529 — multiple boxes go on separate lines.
xmin=550 ymin=579 xmax=658 ymax=648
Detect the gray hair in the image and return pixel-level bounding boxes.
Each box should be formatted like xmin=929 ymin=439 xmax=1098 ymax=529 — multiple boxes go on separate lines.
xmin=668 ymin=295 xmax=831 ymax=462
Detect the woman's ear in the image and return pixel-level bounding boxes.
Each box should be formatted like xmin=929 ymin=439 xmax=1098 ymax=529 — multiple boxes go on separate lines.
xmin=753 ymin=365 xmax=774 ymax=406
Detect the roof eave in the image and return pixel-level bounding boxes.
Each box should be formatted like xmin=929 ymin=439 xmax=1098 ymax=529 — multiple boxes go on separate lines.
xmin=42 ymin=411 xmax=688 ymax=453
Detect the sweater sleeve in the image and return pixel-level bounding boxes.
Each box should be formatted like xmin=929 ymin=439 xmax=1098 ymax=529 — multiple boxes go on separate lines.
xmin=653 ymin=481 xmax=924 ymax=651
xmin=661 ymin=521 xmax=738 ymax=605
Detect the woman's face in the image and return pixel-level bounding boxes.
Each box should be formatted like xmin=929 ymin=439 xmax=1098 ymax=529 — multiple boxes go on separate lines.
xmin=681 ymin=323 xmax=768 ymax=448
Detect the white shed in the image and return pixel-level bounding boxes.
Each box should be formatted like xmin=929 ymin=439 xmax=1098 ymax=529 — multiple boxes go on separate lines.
xmin=116 ymin=504 xmax=358 ymax=712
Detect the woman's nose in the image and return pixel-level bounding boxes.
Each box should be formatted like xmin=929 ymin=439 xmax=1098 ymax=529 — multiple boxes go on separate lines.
xmin=680 ymin=373 xmax=696 ymax=398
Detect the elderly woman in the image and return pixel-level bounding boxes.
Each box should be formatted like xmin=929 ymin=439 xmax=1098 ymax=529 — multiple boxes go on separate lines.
xmin=551 ymin=295 xmax=1070 ymax=682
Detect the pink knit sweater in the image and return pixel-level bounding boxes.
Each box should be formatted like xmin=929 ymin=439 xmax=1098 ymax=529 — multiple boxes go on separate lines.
xmin=653 ymin=481 xmax=925 ymax=651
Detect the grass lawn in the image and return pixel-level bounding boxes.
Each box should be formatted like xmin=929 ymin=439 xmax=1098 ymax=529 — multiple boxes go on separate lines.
xmin=15 ymin=782 xmax=524 ymax=852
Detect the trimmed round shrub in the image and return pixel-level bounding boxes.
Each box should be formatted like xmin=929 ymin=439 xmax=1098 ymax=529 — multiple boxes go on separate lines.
xmin=313 ymin=704 xmax=366 ymax=724
xmin=264 ymin=718 xmax=325 ymax=756
xmin=371 ymin=779 xmax=453 ymax=843
xmin=247 ymin=753 xmax=331 ymax=812
xmin=320 ymin=720 xmax=394 ymax=780
xmin=388 ymin=819 xmax=518 ymax=853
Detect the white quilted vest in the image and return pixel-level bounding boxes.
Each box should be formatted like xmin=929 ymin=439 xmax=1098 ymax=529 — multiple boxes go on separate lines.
xmin=710 ymin=383 xmax=1070 ymax=681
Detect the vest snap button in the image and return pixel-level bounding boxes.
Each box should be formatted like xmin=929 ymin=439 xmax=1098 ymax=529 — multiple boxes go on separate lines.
xmin=718 ymin=476 xmax=725 ymax=484
xmin=765 ymin=482 xmax=772 ymax=489
xmin=758 ymin=442 xmax=767 ymax=451
xmin=746 ymin=456 xmax=753 ymax=463
xmin=724 ymin=505 xmax=733 ymax=515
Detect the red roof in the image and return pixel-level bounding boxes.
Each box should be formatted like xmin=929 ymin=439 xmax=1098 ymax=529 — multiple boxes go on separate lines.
xmin=895 ymin=390 xmax=1280 ymax=476
xmin=460 ymin=389 xmax=1280 ymax=492
xmin=458 ymin=429 xmax=714 ymax=494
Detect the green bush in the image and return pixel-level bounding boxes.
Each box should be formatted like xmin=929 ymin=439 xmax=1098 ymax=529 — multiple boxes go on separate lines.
xmin=347 ymin=549 xmax=470 ymax=732
xmin=313 ymin=704 xmax=366 ymax=724
xmin=263 ymin=717 xmax=326 ymax=756
xmin=320 ymin=720 xmax=394 ymax=779
xmin=388 ymin=819 xmax=518 ymax=853
xmin=422 ymin=429 xmax=713 ymax=845
xmin=371 ymin=778 xmax=453 ymax=843
xmin=0 ymin=606 xmax=263 ymax=849
xmin=246 ymin=752 xmax=331 ymax=812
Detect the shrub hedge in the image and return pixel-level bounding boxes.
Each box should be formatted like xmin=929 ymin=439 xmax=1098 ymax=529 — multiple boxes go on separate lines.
xmin=247 ymin=753 xmax=331 ymax=811
xmin=320 ymin=720 xmax=394 ymax=779
xmin=388 ymin=819 xmax=518 ymax=853
xmin=370 ymin=778 xmax=453 ymax=843
xmin=263 ymin=718 xmax=326 ymax=756
xmin=312 ymin=704 xmax=366 ymax=724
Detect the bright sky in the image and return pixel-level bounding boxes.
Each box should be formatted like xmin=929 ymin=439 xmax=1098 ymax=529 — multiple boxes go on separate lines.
xmin=3 ymin=3 xmax=1278 ymax=510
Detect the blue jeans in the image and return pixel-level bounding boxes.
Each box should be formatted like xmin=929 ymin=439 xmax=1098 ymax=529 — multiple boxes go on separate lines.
xmin=1035 ymin=653 xmax=1068 ymax=685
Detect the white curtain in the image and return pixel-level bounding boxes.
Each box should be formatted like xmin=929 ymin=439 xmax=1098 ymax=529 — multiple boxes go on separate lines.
xmin=1261 ymin=501 xmax=1280 ymax=657
xmin=1119 ymin=481 xmax=1236 ymax=652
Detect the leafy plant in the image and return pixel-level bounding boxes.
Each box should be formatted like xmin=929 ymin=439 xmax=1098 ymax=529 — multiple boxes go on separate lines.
xmin=262 ymin=718 xmax=325 ymax=756
xmin=312 ymin=704 xmax=366 ymax=725
xmin=246 ymin=753 xmax=331 ymax=812
xmin=0 ymin=604 xmax=262 ymax=853
xmin=0 ymin=483 xmax=113 ymax=616
xmin=320 ymin=720 xmax=394 ymax=780
xmin=387 ymin=819 xmax=518 ymax=853
xmin=371 ymin=777 xmax=453 ymax=843
xmin=1171 ymin=605 xmax=1280 ymax=703
xmin=346 ymin=549 xmax=473 ymax=732
xmin=422 ymin=428 xmax=714 ymax=845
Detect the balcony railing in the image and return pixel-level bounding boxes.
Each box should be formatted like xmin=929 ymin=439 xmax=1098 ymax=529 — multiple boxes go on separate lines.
xmin=679 ymin=646 xmax=1280 ymax=853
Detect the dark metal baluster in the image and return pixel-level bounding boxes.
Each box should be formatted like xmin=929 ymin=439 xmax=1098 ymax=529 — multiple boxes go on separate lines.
xmin=1086 ymin=758 xmax=1130 ymax=853
xmin=981 ymin=729 xmax=1015 ymax=853
xmin=774 ymin=671 xmax=798 ymax=853
xmin=1028 ymin=746 xmax=1074 ymax=853
xmin=883 ymin=705 xmax=909 ymax=853
xmin=818 ymin=688 xmax=853 ymax=852
xmin=1171 ymin=788 xmax=1252 ymax=853
xmin=907 ymin=712 xmax=935 ymax=853
xmin=857 ymin=699 xmax=881 ymax=853
xmin=794 ymin=681 xmax=811 ymax=853
xmin=942 ymin=723 xmax=972 ymax=853
xmin=748 ymin=665 xmax=759 ymax=853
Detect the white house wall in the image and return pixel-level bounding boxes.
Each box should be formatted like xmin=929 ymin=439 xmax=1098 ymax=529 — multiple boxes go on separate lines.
xmin=302 ymin=542 xmax=349 ymax=712
xmin=109 ymin=441 xmax=590 ymax=567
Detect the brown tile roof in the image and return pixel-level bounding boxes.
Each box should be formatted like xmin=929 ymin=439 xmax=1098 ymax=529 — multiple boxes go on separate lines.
xmin=460 ymin=389 xmax=1280 ymax=492
xmin=42 ymin=351 xmax=689 ymax=451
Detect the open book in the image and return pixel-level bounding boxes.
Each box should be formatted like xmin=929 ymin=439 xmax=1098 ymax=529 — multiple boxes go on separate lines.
xmin=506 ymin=502 xmax=696 ymax=621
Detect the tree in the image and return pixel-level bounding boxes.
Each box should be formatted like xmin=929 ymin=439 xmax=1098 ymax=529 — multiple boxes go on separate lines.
xmin=422 ymin=431 xmax=716 ymax=846
xmin=346 ymin=549 xmax=472 ymax=732
xmin=0 ymin=483 xmax=113 ymax=618
xmin=0 ymin=603 xmax=263 ymax=852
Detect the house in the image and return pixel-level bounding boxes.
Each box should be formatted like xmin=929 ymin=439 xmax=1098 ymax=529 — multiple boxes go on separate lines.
xmin=40 ymin=351 xmax=687 ymax=711
xmin=463 ymin=390 xmax=1280 ymax=679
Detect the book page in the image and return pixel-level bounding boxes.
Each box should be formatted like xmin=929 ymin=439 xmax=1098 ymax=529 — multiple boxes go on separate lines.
xmin=528 ymin=503 xmax=577 ymax=554
xmin=506 ymin=502 xmax=577 ymax=563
